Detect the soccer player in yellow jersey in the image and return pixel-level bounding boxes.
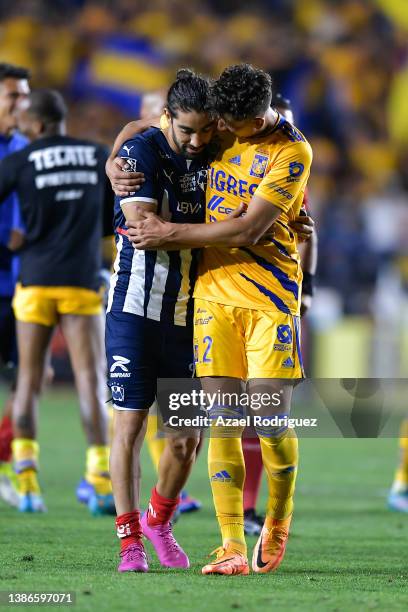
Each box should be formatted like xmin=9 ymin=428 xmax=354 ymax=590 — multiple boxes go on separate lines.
xmin=127 ymin=64 xmax=313 ymax=576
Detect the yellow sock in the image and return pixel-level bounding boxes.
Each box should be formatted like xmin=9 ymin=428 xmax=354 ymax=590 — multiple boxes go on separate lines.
xmin=85 ymin=445 xmax=112 ymax=495
xmin=208 ymin=434 xmax=246 ymax=555
xmin=146 ymin=414 xmax=166 ymax=473
xmin=393 ymin=418 xmax=408 ymax=490
xmin=12 ymin=438 xmax=40 ymax=494
xmin=258 ymin=428 xmax=298 ymax=520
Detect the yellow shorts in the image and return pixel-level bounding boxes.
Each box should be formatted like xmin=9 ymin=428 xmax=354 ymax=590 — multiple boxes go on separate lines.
xmin=194 ymin=298 xmax=304 ymax=380
xmin=13 ymin=284 xmax=103 ymax=327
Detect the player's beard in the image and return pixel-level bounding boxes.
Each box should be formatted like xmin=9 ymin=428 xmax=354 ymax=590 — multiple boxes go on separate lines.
xmin=171 ymin=126 xmax=206 ymax=160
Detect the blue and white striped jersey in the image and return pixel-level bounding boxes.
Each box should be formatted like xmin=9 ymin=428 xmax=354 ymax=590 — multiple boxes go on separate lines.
xmin=107 ymin=128 xmax=208 ymax=327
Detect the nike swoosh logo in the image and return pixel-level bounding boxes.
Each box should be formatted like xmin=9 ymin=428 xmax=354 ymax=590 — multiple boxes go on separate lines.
xmin=211 ymin=557 xmax=235 ymax=566
xmin=256 ymin=540 xmax=269 ymax=568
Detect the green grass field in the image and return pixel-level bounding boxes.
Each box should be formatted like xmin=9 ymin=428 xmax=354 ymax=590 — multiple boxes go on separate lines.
xmin=0 ymin=387 xmax=407 ymax=612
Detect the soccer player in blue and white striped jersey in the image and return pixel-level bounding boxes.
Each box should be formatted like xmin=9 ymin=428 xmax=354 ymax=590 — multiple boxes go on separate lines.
xmin=106 ymin=70 xmax=217 ymax=573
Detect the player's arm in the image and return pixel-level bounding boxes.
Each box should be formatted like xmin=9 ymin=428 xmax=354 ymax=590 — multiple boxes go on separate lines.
xmin=128 ymin=198 xmax=282 ymax=248
xmin=106 ymin=117 xmax=161 ymax=196
xmin=128 ymin=140 xmax=312 ymax=250
xmin=115 ymin=139 xmax=159 ymax=227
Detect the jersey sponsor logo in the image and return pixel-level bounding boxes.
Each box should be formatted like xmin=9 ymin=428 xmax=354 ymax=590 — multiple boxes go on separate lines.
xmin=177 ymin=201 xmax=202 ymax=214
xmin=209 ymin=168 xmax=258 ymax=197
xmin=28 ymin=145 xmax=98 ymax=171
xmin=179 ymin=171 xmax=207 ymax=193
xmin=288 ymin=161 xmax=304 ymax=182
xmin=282 ymin=356 xmax=294 ymax=368
xmin=277 ymin=325 xmax=292 ymax=344
xmin=111 ymin=385 xmax=125 ymax=402
xmin=228 ymin=155 xmax=241 ymax=165
xmin=211 ymin=470 xmax=232 ymax=482
xmin=249 ymin=153 xmax=268 ymax=178
xmin=267 ymin=181 xmax=293 ymax=201
xmin=110 ymin=355 xmax=131 ymax=378
xmin=55 ymin=189 xmax=84 ymax=201
xmin=35 ymin=171 xmax=98 ymax=189
xmin=207 ymin=195 xmax=234 ymax=216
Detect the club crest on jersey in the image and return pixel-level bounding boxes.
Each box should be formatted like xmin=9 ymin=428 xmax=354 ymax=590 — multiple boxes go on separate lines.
xmin=121 ymin=157 xmax=137 ymax=173
xmin=249 ymin=153 xmax=268 ymax=178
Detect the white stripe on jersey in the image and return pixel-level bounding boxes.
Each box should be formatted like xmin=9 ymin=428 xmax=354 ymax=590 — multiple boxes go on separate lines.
xmin=161 ymin=189 xmax=171 ymax=221
xmin=123 ymin=248 xmax=147 ymax=316
xmin=107 ymin=234 xmax=123 ymax=313
xmin=174 ymin=250 xmax=192 ymax=325
xmin=120 ymin=196 xmax=158 ymax=205
xmin=146 ymin=250 xmax=169 ymax=321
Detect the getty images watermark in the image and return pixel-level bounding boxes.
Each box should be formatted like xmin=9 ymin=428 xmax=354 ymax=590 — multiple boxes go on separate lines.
xmin=166 ymin=389 xmax=317 ymax=430
xmin=154 ymin=378 xmax=407 ymax=438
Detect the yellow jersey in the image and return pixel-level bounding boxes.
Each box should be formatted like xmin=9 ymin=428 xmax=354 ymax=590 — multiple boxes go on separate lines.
xmin=193 ymin=116 xmax=312 ymax=315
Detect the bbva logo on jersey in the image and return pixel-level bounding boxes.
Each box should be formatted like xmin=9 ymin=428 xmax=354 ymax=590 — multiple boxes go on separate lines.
xmin=176 ymin=201 xmax=202 ymax=215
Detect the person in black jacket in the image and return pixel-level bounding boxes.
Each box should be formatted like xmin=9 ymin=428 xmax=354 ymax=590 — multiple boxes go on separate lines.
xmin=0 ymin=89 xmax=114 ymax=515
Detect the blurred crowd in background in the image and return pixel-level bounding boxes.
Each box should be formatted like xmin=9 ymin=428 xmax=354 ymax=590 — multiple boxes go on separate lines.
xmin=1 ymin=0 xmax=408 ymax=374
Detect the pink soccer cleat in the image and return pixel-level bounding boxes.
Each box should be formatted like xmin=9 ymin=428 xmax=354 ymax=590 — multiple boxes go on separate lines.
xmin=141 ymin=512 xmax=189 ymax=568
xmin=118 ymin=543 xmax=148 ymax=573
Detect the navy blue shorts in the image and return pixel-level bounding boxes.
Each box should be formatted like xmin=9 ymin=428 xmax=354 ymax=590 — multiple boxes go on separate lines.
xmin=105 ymin=311 xmax=194 ymax=410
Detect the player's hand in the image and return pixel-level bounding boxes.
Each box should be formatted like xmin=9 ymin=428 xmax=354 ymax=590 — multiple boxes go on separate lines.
xmin=289 ymin=214 xmax=314 ymax=242
xmin=300 ymin=294 xmax=312 ymax=317
xmin=7 ymin=228 xmax=25 ymax=251
xmin=106 ymin=156 xmax=145 ymax=196
xmin=127 ymin=212 xmax=171 ymax=249
xmin=228 ymin=202 xmax=247 ymax=218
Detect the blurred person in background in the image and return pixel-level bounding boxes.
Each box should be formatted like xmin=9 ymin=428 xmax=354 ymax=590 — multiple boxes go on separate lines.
xmin=0 ymin=89 xmax=115 ymax=515
xmin=0 ymin=62 xmax=30 ymax=508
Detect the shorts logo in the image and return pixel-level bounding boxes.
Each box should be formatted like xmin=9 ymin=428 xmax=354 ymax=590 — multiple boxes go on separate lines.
xmin=282 ymin=357 xmax=294 ymax=368
xmin=194 ymin=316 xmax=213 ymax=326
xmin=277 ymin=325 xmax=292 ymax=344
xmin=273 ymin=344 xmax=291 ymax=352
xmin=249 ymin=153 xmax=268 ymax=178
xmin=111 ymin=385 xmax=125 ymax=402
xmin=110 ymin=355 xmax=131 ymax=378
xmin=288 ymin=161 xmax=304 ymax=182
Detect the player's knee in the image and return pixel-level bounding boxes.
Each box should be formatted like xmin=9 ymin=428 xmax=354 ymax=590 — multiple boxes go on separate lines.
xmin=113 ymin=411 xmax=146 ymax=448
xmin=255 ymin=421 xmax=289 ymax=440
xmin=18 ymin=367 xmax=44 ymax=395
xmin=168 ymin=436 xmax=198 ymax=463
